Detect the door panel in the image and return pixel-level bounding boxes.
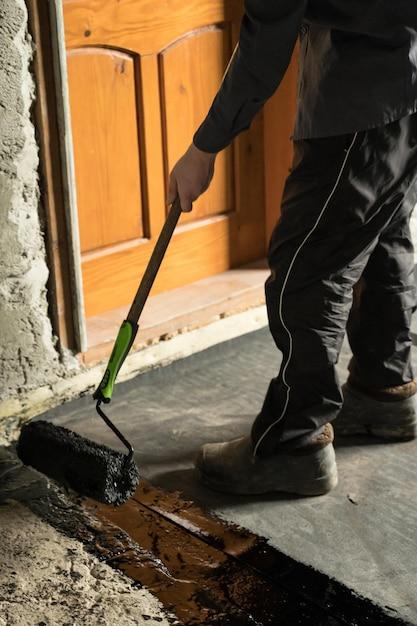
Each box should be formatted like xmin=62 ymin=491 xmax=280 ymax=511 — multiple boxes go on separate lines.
xmin=67 ymin=47 xmax=145 ymax=253
xmin=160 ymin=25 xmax=235 ymax=224
xmin=63 ymin=0 xmax=266 ymax=318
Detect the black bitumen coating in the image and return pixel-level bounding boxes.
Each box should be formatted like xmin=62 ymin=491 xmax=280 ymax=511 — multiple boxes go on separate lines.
xmin=16 ymin=420 xmax=139 ymax=505
xmin=23 ymin=479 xmax=410 ymax=626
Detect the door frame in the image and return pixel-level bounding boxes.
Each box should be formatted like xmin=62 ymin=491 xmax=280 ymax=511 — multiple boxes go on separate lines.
xmin=27 ymin=0 xmax=87 ymax=352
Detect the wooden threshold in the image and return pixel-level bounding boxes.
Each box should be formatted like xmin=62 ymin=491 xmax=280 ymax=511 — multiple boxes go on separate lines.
xmin=80 ymin=259 xmax=269 ymax=366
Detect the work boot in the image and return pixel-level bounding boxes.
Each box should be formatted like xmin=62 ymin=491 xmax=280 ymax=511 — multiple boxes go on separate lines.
xmin=334 ymin=378 xmax=417 ymax=440
xmin=195 ymin=424 xmax=338 ymax=496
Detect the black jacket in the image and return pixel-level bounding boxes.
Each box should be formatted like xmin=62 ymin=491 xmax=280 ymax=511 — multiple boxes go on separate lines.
xmin=193 ymin=0 xmax=417 ymax=152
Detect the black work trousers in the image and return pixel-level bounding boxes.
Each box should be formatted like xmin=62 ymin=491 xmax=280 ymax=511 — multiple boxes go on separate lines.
xmin=251 ymin=112 xmax=417 ymax=457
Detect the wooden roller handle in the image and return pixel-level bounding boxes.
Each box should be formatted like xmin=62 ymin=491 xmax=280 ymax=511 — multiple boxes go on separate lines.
xmin=127 ymin=196 xmax=182 ymax=324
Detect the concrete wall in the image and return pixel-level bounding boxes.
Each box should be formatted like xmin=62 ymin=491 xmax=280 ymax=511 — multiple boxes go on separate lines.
xmin=0 ymin=0 xmax=72 ymax=435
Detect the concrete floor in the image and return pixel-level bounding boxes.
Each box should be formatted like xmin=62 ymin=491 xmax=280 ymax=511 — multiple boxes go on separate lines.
xmin=44 ymin=325 xmax=417 ymax=625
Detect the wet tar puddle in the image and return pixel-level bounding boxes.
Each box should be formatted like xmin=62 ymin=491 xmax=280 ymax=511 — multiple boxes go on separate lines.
xmin=24 ymin=476 xmax=410 ymax=626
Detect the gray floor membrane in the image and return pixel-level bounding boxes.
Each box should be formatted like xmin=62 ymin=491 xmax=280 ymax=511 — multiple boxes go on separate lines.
xmin=42 ymin=326 xmax=417 ymax=624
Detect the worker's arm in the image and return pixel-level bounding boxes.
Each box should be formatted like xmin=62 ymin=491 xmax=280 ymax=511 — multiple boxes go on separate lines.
xmin=193 ymin=0 xmax=307 ymax=154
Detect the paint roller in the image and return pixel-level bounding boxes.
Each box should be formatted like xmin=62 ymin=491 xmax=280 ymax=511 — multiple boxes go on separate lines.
xmin=17 ymin=198 xmax=182 ymax=505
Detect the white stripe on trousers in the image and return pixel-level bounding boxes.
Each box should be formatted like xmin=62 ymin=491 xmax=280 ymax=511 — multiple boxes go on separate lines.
xmin=253 ymin=132 xmax=359 ymax=457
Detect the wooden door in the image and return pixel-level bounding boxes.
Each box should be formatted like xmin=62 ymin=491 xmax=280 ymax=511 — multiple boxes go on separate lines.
xmin=63 ymin=0 xmax=267 ymax=318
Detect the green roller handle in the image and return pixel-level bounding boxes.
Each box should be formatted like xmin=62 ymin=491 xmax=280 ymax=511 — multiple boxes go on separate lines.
xmin=93 ymin=320 xmax=138 ymax=403
xmin=92 ymin=196 xmax=182 ymax=404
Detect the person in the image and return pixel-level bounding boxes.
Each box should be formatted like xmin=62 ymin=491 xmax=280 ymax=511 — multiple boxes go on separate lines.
xmin=166 ymin=1 xmax=417 ymax=496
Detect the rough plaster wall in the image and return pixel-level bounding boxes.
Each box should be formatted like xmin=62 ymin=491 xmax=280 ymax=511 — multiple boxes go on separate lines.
xmin=0 ymin=0 xmax=64 ymax=405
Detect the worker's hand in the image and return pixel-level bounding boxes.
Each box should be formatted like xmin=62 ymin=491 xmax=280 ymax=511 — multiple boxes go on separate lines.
xmin=166 ymin=142 xmax=217 ymax=212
